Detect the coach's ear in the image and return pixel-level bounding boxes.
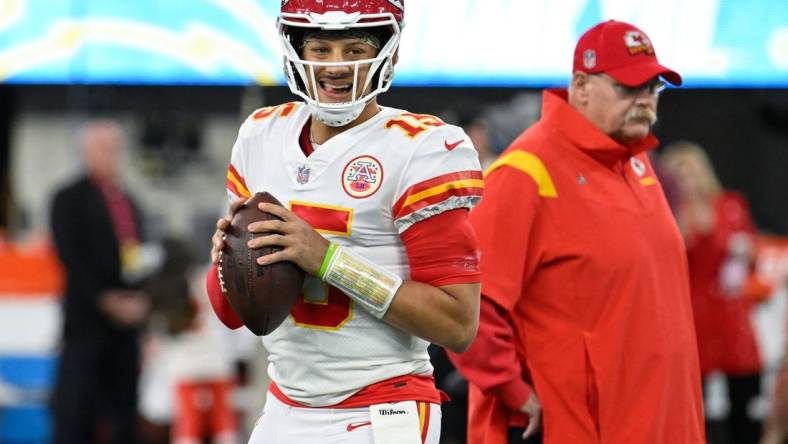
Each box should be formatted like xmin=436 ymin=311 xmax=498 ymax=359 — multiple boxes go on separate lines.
xmin=569 ymin=71 xmax=592 ymax=106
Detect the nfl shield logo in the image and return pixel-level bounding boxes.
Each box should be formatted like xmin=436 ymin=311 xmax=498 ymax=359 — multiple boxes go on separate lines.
xmin=296 ymin=165 xmax=310 ymax=184
xmin=583 ymin=49 xmax=596 ymax=69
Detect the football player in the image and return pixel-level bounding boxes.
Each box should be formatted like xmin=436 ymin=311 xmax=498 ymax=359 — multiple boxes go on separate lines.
xmin=205 ymin=1 xmax=483 ymax=443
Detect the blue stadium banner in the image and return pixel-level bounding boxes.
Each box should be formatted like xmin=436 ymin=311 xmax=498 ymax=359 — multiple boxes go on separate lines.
xmin=0 ymin=0 xmax=786 ymax=87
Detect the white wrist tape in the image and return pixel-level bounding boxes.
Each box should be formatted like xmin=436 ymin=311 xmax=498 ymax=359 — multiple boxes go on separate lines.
xmin=319 ymin=243 xmax=402 ymax=319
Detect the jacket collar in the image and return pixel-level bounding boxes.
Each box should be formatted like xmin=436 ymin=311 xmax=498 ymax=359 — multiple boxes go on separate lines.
xmin=541 ymin=89 xmax=658 ymax=165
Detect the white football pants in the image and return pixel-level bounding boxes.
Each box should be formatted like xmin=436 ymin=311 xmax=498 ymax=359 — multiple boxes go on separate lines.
xmin=248 ymin=394 xmax=441 ymax=444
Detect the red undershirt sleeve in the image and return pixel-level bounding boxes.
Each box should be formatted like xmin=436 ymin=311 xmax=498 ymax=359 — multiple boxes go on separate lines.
xmin=205 ymin=263 xmax=243 ymax=329
xmin=399 ymin=208 xmax=481 ymax=287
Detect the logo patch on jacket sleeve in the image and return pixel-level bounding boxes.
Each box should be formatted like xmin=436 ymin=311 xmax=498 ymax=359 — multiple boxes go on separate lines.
xmin=342 ymin=155 xmax=384 ymax=198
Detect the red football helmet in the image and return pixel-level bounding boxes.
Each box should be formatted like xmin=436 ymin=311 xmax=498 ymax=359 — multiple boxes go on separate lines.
xmin=278 ymin=0 xmax=405 ymax=126
xmin=280 ymin=0 xmax=404 ymax=23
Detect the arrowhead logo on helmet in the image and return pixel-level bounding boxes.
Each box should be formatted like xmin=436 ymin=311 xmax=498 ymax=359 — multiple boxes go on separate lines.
xmin=278 ymin=0 xmax=405 ymax=127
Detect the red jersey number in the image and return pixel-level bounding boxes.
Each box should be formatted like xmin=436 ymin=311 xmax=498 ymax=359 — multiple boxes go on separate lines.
xmin=385 ymin=113 xmax=445 ymax=138
xmin=289 ymin=202 xmax=353 ymax=330
xmin=252 ymin=103 xmax=297 ymax=120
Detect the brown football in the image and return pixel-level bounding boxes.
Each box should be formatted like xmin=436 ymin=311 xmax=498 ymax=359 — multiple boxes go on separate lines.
xmin=218 ymin=192 xmax=304 ymax=335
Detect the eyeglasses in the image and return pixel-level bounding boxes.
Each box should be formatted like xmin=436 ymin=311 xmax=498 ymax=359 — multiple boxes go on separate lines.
xmin=592 ymin=74 xmax=666 ymax=97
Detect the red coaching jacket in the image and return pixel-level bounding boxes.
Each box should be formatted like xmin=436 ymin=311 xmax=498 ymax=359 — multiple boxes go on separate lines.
xmin=450 ymin=90 xmax=705 ymax=444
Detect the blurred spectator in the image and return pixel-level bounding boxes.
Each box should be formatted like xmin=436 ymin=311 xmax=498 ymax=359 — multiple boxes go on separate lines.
xmin=662 ymin=141 xmax=767 ymax=444
xmin=761 ymin=302 xmax=788 ymax=444
xmin=458 ymin=113 xmax=495 ymax=169
xmin=50 ymin=119 xmax=150 ymax=444
xmin=143 ymin=238 xmax=238 ymax=444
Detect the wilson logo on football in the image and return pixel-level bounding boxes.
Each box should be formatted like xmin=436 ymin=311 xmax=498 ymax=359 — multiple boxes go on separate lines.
xmin=342 ymin=155 xmax=383 ymax=198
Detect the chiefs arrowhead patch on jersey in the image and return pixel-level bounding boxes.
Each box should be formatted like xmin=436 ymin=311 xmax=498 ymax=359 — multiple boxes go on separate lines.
xmin=342 ymin=155 xmax=384 ymax=198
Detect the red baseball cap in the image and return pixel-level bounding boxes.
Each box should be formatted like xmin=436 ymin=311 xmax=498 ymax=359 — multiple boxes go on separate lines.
xmin=573 ymin=20 xmax=682 ymax=86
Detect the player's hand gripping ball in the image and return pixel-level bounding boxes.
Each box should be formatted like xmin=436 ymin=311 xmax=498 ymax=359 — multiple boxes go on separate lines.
xmin=218 ymin=192 xmax=305 ymax=335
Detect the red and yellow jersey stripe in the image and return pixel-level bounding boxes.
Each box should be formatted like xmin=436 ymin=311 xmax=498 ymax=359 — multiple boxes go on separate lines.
xmin=392 ymin=170 xmax=483 ymax=221
xmin=225 ymin=164 xmax=251 ymax=198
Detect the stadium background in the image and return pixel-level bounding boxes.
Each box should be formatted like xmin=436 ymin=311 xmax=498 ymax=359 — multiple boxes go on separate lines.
xmin=0 ymin=1 xmax=786 ymax=443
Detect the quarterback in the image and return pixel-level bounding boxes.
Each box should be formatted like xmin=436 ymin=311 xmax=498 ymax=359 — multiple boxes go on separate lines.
xmin=205 ymin=1 xmax=483 ymax=443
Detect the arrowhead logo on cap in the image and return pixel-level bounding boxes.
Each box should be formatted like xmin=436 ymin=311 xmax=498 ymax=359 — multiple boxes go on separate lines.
xmin=623 ymin=30 xmax=655 ymax=56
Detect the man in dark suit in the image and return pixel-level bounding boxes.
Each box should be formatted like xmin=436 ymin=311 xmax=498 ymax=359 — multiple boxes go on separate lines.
xmin=50 ymin=119 xmax=149 ymax=444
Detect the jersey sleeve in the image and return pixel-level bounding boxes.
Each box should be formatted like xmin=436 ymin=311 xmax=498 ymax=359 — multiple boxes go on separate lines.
xmin=390 ymin=124 xmax=483 ymax=233
xmin=212 ymin=119 xmax=256 ymax=328
xmin=225 ymin=120 xmax=254 ymax=201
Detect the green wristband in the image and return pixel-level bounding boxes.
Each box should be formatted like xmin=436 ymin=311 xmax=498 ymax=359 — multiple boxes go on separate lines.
xmin=318 ymin=242 xmax=339 ymax=280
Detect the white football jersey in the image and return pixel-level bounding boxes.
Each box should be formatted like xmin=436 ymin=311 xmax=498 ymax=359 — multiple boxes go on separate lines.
xmin=225 ymin=102 xmax=482 ymax=406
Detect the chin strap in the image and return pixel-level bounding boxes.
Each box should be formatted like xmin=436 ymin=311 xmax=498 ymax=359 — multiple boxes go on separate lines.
xmin=310 ymin=101 xmax=366 ymax=127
